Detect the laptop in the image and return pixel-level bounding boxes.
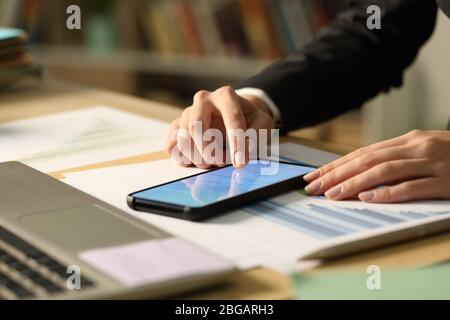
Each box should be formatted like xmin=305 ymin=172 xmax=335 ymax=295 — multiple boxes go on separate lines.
xmin=0 ymin=162 xmax=235 ymax=300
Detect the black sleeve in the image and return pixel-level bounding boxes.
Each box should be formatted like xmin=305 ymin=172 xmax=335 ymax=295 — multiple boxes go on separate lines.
xmin=237 ymin=0 xmax=438 ymax=132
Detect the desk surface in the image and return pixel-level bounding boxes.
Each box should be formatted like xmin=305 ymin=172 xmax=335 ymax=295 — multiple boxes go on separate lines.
xmin=2 ymin=78 xmax=450 ymax=299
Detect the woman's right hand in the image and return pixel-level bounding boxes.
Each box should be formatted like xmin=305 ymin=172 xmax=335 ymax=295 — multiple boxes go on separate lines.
xmin=166 ymin=86 xmax=276 ymax=169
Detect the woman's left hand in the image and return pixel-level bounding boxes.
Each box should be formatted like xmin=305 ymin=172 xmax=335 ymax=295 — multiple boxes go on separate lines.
xmin=303 ymin=130 xmax=450 ymax=203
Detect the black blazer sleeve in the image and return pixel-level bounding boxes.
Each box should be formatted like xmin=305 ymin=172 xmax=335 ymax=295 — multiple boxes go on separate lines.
xmin=237 ymin=0 xmax=438 ymax=132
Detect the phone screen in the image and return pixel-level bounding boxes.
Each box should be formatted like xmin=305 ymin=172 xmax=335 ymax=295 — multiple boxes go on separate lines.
xmin=131 ymin=160 xmax=315 ymax=208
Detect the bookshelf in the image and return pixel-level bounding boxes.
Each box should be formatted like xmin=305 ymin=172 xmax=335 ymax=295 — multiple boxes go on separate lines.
xmin=3 ymin=0 xmax=344 ymax=95
xmin=0 ymin=0 xmax=360 ymax=146
xmin=3 ymin=0 xmax=365 ymax=148
xmin=31 ymin=45 xmax=271 ymax=81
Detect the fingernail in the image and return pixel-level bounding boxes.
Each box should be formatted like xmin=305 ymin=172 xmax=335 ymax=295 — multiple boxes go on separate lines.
xmin=325 ymin=185 xmax=342 ymax=199
xmin=304 ymin=170 xmax=319 ymax=182
xmin=234 ymin=151 xmax=245 ymax=167
xmin=305 ymin=180 xmax=322 ymax=195
xmin=359 ymin=191 xmax=375 ymax=202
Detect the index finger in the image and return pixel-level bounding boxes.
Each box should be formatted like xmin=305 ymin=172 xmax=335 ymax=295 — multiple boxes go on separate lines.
xmin=213 ymin=87 xmax=248 ymax=168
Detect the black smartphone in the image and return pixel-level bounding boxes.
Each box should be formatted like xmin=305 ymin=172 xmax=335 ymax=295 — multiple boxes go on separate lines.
xmin=127 ymin=160 xmax=316 ymax=221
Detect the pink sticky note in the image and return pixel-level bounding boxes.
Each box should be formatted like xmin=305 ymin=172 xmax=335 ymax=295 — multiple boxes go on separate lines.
xmin=79 ymin=238 xmax=232 ymax=287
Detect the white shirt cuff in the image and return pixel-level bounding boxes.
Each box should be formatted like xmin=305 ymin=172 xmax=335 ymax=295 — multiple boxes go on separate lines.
xmin=235 ymin=87 xmax=282 ymax=124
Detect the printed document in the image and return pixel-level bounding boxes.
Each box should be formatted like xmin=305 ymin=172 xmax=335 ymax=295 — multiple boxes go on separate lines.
xmin=0 ymin=106 xmax=169 ymax=172
xmin=62 ymin=143 xmax=450 ymax=272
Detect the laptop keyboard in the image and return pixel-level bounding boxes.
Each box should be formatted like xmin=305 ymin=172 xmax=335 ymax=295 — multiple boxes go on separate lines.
xmin=0 ymin=225 xmax=94 ymax=300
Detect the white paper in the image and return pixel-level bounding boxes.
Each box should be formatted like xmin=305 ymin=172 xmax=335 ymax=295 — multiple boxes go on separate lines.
xmin=0 ymin=106 xmax=169 ymax=172
xmin=63 ymin=158 xmax=320 ymax=272
xmin=63 ymin=142 xmax=450 ymax=273
xmin=79 ymin=238 xmax=232 ymax=287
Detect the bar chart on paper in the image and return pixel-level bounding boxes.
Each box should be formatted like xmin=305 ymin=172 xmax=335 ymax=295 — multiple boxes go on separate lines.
xmin=244 ymin=193 xmax=450 ymax=240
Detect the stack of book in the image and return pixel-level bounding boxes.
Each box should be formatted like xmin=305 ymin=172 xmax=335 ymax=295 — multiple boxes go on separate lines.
xmin=0 ymin=28 xmax=36 ymax=87
xmin=139 ymin=0 xmax=332 ymax=59
xmin=7 ymin=0 xmax=337 ymax=61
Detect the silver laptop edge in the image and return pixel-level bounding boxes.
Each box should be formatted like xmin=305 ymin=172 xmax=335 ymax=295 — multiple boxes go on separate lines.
xmin=0 ymin=162 xmax=235 ymax=300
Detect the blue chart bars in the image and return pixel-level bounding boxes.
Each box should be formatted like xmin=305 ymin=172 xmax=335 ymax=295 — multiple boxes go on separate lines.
xmin=244 ymin=200 xmax=450 ymax=239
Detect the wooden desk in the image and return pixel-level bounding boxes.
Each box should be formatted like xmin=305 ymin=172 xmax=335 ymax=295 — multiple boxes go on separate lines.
xmin=2 ymin=79 xmax=450 ymax=299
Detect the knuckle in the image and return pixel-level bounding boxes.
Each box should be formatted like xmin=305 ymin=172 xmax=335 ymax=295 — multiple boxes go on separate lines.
xmin=193 ymin=90 xmax=210 ymax=103
xmin=379 ymin=188 xmax=394 ymax=202
xmin=227 ymin=109 xmax=243 ymax=123
xmin=407 ymin=129 xmax=425 ymax=140
xmin=177 ymin=128 xmax=189 ymax=141
xmin=181 ymin=107 xmax=192 ymax=118
xmin=432 ymin=161 xmax=445 ymax=175
xmin=217 ymin=85 xmax=234 ymax=95
xmin=398 ymin=183 xmax=414 ymax=196
xmin=188 ymin=122 xmax=197 ymax=134
xmin=229 ymin=108 xmax=242 ymax=118
xmin=169 ymin=119 xmax=179 ymax=130
xmin=317 ymin=166 xmax=329 ymax=178
xmin=358 ymin=152 xmax=376 ymax=170
xmin=341 ymin=179 xmax=355 ymax=194
xmin=323 ymin=170 xmax=338 ymax=186
xmin=356 ymin=147 xmax=368 ymax=157
xmin=419 ymin=137 xmax=441 ymax=156
xmin=167 ymin=127 xmax=178 ymax=141
xmin=350 ymin=147 xmax=367 ymax=163
xmin=377 ymin=162 xmax=396 ymax=175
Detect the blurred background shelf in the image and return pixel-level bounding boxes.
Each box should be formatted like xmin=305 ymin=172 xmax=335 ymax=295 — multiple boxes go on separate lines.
xmin=0 ymin=0 xmax=363 ymax=149
xmin=32 ymin=45 xmax=271 ymax=79
xmin=2 ymin=0 xmax=340 ymax=96
xmin=31 ymin=44 xmax=274 ymax=107
xmin=3 ymin=0 xmax=447 ymax=149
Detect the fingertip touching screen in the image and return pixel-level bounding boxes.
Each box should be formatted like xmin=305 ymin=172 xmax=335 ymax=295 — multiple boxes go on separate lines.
xmin=132 ymin=160 xmax=315 ymax=208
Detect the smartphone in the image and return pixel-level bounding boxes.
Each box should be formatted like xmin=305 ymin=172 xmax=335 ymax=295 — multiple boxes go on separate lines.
xmin=127 ymin=160 xmax=316 ymax=221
